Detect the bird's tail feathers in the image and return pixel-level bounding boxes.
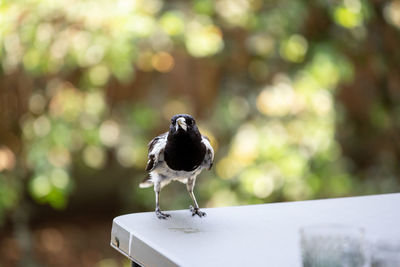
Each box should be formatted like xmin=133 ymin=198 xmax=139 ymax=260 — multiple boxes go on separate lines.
xmin=139 ymin=175 xmax=153 ymax=188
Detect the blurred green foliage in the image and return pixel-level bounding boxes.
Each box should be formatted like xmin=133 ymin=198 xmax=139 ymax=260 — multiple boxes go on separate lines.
xmin=1 ymin=0 xmax=400 ymax=223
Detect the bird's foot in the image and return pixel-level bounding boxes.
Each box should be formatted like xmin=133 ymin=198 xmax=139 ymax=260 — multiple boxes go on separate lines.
xmin=155 ymin=209 xmax=171 ymax=219
xmin=190 ymin=205 xmax=206 ymax=217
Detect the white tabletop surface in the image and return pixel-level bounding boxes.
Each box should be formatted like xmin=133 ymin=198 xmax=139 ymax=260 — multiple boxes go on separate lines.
xmin=111 ymin=193 xmax=400 ymax=267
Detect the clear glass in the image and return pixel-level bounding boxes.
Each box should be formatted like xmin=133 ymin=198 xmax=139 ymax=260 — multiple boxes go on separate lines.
xmin=371 ymin=238 xmax=400 ymax=267
xmin=300 ymin=224 xmax=369 ymax=267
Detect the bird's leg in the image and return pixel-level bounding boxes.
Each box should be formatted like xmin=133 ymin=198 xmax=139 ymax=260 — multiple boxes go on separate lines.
xmin=187 ymin=179 xmax=206 ymax=217
xmin=154 ymin=182 xmax=170 ymax=219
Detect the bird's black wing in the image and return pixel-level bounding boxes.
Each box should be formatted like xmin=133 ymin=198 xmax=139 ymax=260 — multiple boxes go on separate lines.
xmin=201 ymin=135 xmax=214 ymax=170
xmin=145 ymin=132 xmax=168 ymax=171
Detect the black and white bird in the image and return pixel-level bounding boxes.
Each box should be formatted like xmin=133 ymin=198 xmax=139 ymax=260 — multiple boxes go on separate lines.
xmin=140 ymin=114 xmax=214 ymax=219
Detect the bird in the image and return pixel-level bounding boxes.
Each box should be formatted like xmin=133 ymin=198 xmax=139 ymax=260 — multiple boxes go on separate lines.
xmin=139 ymin=114 xmax=214 ymax=219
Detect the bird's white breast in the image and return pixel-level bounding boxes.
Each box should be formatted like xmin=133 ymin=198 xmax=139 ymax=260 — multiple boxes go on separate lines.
xmin=151 ymin=161 xmax=204 ymax=188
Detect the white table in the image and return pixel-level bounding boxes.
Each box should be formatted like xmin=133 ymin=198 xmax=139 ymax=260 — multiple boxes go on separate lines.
xmin=110 ymin=193 xmax=400 ymax=267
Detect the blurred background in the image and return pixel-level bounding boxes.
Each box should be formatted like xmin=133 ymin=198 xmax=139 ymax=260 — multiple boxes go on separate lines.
xmin=1 ymin=0 xmax=400 ymax=266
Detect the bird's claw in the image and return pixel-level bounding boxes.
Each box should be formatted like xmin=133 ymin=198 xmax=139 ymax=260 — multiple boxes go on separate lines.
xmin=156 ymin=209 xmax=171 ymax=219
xmin=190 ymin=205 xmax=206 ymax=217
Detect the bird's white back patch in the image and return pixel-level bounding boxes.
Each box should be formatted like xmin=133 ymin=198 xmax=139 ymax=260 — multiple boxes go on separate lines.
xmin=149 ymin=134 xmax=167 ymax=156
xmin=201 ymin=136 xmax=214 ymax=170
xmin=145 ymin=132 xmax=168 ymax=171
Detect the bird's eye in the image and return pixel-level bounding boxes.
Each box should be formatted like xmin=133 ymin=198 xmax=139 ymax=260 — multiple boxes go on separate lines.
xmin=188 ymin=119 xmax=193 ymax=125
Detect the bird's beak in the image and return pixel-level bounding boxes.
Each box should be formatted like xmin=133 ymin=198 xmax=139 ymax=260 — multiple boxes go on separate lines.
xmin=176 ymin=117 xmax=187 ymax=131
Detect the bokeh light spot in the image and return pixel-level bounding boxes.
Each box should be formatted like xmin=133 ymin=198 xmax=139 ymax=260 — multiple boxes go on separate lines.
xmin=33 ymin=116 xmax=51 ymax=137
xmin=137 ymin=51 xmax=154 ymax=71
xmin=83 ymin=146 xmax=105 ymax=169
xmin=47 ymin=148 xmax=71 ymax=168
xmin=253 ymin=175 xmax=274 ymax=199
xmin=89 ymin=65 xmax=110 ymax=86
xmin=30 ymin=175 xmax=51 ymax=198
xmin=49 ymin=87 xmax=84 ymax=121
xmin=140 ymin=0 xmax=163 ymax=15
xmin=151 ymin=52 xmax=175 ymax=73
xmin=216 ymin=0 xmax=250 ymax=27
xmin=185 ymin=19 xmax=223 ymax=57
xmin=83 ymin=44 xmax=105 ymax=66
xmin=99 ymin=120 xmax=120 ymax=147
xmin=0 ymin=146 xmax=16 ymax=171
xmin=333 ymin=5 xmax=363 ymax=28
xmin=160 ymin=11 xmax=185 ymax=36
xmin=216 ymin=157 xmax=243 ymax=179
xmin=207 ymin=189 xmax=239 ymax=207
xmin=246 ymin=34 xmax=275 ymax=56
xmin=50 ymin=169 xmax=70 ymax=190
xmin=311 ymin=90 xmax=332 ymax=116
xmin=384 ymin=1 xmax=400 ymax=28
xmin=257 ymin=83 xmax=300 ymax=117
xmin=29 ymin=94 xmax=46 ymax=115
xmin=231 ymin=124 xmax=259 ymax=164
xmin=116 ymin=146 xmax=136 ymax=167
xmin=280 ymin=34 xmax=308 ymax=63
xmin=85 ymin=91 xmax=106 ymax=117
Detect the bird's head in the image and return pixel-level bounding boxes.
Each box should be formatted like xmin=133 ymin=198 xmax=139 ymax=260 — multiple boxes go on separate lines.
xmin=169 ymin=114 xmax=199 ymax=135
